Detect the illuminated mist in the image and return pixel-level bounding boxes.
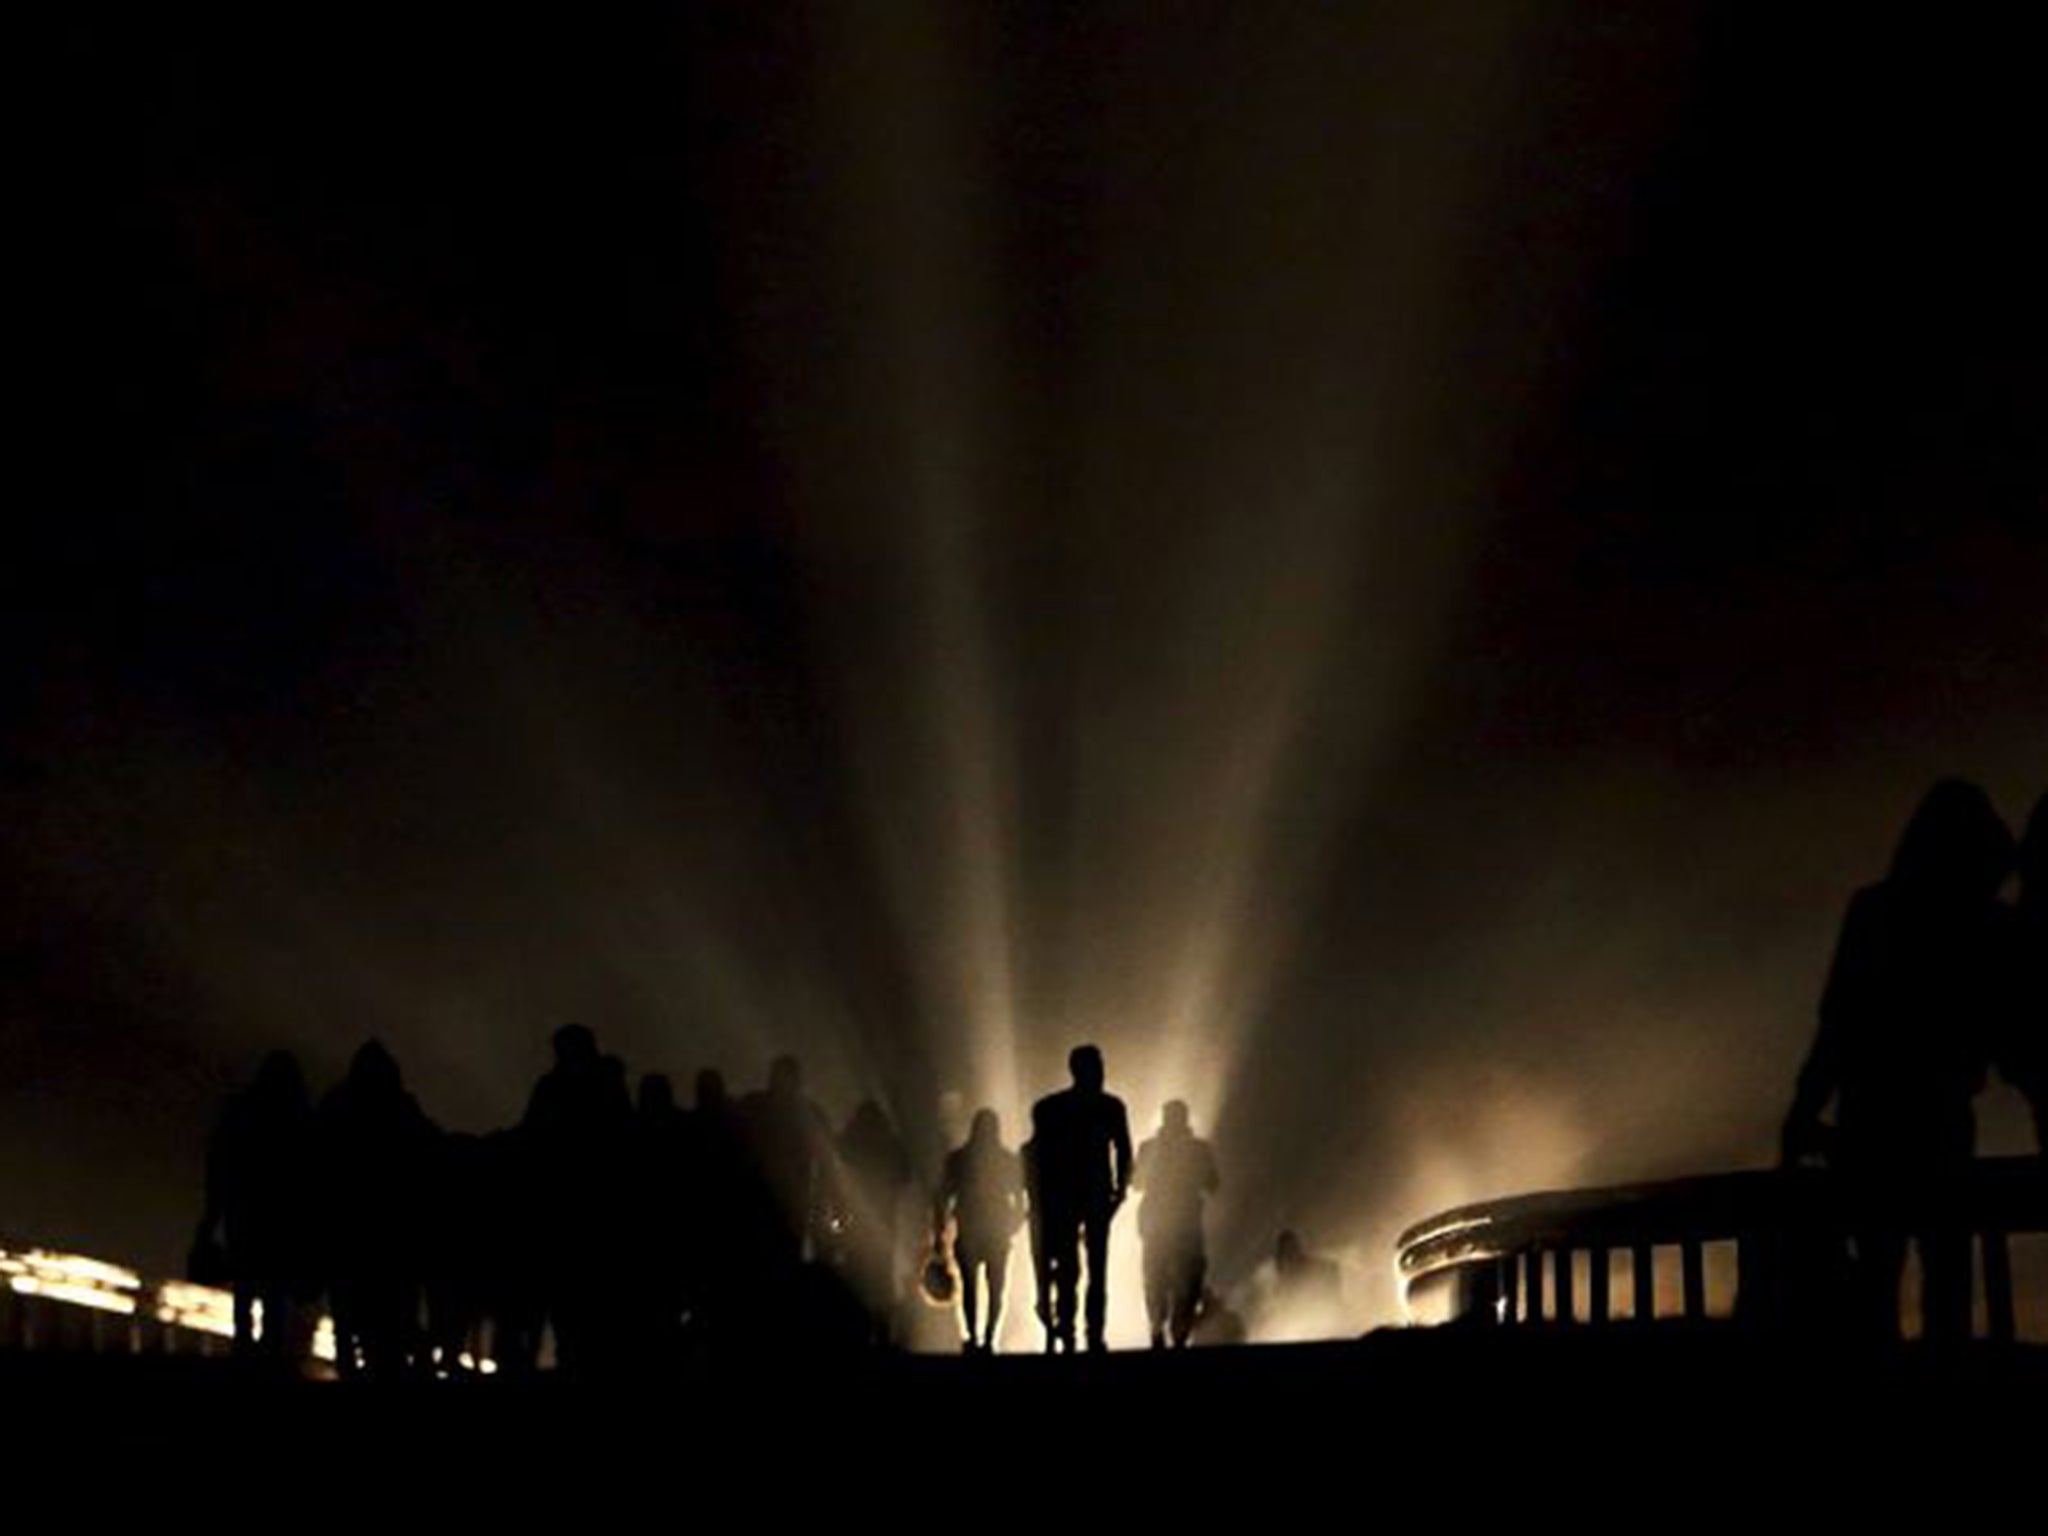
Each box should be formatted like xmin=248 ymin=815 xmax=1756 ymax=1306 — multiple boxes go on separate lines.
xmin=5 ymin=9 xmax=2044 ymax=1348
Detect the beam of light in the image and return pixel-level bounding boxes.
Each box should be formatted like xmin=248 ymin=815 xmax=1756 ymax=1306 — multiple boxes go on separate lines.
xmin=806 ymin=0 xmax=1027 ymax=1147
xmin=786 ymin=4 xmax=1608 ymax=1349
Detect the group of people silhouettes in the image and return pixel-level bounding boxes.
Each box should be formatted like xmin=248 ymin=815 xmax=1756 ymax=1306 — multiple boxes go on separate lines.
xmin=200 ymin=1026 xmax=924 ymax=1375
xmin=1782 ymin=781 xmax=2045 ymax=1342
xmin=929 ymin=1043 xmax=1225 ymax=1354
xmin=200 ymin=1028 xmax=1243 ymax=1373
xmin=196 ymin=778 xmax=2040 ymax=1372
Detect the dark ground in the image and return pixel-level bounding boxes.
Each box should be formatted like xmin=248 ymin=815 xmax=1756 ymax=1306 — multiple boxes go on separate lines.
xmin=6 ymin=1329 xmax=2041 ymax=1512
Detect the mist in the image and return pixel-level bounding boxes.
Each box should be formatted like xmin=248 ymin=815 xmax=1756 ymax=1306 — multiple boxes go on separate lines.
xmin=4 ymin=8 xmax=2043 ymax=1342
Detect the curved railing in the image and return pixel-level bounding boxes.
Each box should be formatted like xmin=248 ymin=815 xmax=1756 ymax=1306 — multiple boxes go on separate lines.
xmin=1396 ymin=1156 xmax=2047 ymax=1340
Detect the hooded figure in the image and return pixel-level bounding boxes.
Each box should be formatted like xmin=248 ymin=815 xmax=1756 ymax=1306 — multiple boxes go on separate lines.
xmin=1783 ymin=779 xmax=2014 ymax=1342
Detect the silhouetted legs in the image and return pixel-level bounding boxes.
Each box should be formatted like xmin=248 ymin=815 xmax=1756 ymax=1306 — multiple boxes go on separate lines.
xmin=1041 ymin=1204 xmax=1113 ymax=1350
xmin=1846 ymin=1157 xmax=1974 ymax=1344
xmin=957 ymin=1242 xmax=1009 ymax=1352
xmin=1142 ymin=1231 xmax=1205 ymax=1348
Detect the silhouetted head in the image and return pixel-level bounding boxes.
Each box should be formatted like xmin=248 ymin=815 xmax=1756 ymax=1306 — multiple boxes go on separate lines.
xmin=769 ymin=1054 xmax=803 ymax=1097
xmin=1888 ymin=779 xmax=2013 ymax=905
xmin=695 ymin=1068 xmax=728 ymax=1111
xmin=970 ymin=1108 xmax=1000 ymax=1144
xmin=552 ymin=1023 xmax=598 ymax=1067
xmin=639 ymin=1073 xmax=676 ymax=1116
xmin=2021 ymin=793 xmax=2048 ymax=904
xmin=1275 ymin=1230 xmax=1304 ymax=1269
xmin=1068 ymin=1044 xmax=1105 ymax=1091
xmin=1161 ymin=1100 xmax=1191 ymax=1135
xmin=347 ymin=1039 xmax=402 ymax=1097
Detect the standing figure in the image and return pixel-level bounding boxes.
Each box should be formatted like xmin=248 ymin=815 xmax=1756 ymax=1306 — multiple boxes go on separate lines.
xmin=1782 ymin=779 xmax=2013 ymax=1343
xmin=198 ymin=1050 xmax=316 ymax=1365
xmin=522 ymin=1024 xmax=634 ymax=1372
xmin=317 ymin=1040 xmax=438 ymax=1378
xmin=833 ymin=1099 xmax=913 ymax=1343
xmin=934 ymin=1109 xmax=1025 ymax=1353
xmin=1132 ymin=1101 xmax=1219 ymax=1348
xmin=682 ymin=1068 xmax=749 ymax=1351
xmin=1029 ymin=1044 xmax=1133 ymax=1352
xmin=738 ymin=1054 xmax=833 ymax=1348
xmin=633 ymin=1072 xmax=691 ymax=1363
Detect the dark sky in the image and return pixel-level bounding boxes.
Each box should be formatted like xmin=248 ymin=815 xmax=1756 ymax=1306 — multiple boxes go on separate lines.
xmin=6 ymin=6 xmax=2044 ymax=1327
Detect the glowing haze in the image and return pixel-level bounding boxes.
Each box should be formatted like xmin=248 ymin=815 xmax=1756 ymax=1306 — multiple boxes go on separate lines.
xmin=4 ymin=8 xmax=2043 ymax=1344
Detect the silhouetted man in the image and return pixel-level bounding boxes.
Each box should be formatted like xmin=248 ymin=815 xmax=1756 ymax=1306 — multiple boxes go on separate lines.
xmin=318 ymin=1040 xmax=438 ymax=1378
xmin=1029 ymin=1044 xmax=1132 ymax=1352
xmin=1783 ymin=779 xmax=2013 ymax=1343
xmin=522 ymin=1023 xmax=634 ymax=1371
xmin=682 ymin=1067 xmax=749 ymax=1349
xmin=199 ymin=1050 xmax=316 ymax=1366
xmin=935 ymin=1108 xmax=1025 ymax=1353
xmin=1133 ymin=1100 xmax=1218 ymax=1348
xmin=633 ymin=1072 xmax=691 ymax=1362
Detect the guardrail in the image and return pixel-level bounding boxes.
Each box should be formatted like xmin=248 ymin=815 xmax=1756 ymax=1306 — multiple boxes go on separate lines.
xmin=0 ymin=1239 xmax=343 ymax=1361
xmin=1396 ymin=1157 xmax=2047 ymax=1339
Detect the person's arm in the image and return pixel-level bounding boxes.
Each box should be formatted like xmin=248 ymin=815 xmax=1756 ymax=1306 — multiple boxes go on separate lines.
xmin=1110 ymin=1102 xmax=1134 ymax=1206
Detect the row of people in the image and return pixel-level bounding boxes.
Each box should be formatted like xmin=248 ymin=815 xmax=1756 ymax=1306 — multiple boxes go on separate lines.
xmin=199 ymin=1026 xmax=1280 ymax=1369
xmin=199 ymin=1027 xmax=918 ymax=1374
xmin=932 ymin=1050 xmax=1226 ymax=1353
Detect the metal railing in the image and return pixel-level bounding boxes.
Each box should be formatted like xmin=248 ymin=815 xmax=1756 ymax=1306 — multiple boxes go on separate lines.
xmin=1396 ymin=1156 xmax=2047 ymax=1339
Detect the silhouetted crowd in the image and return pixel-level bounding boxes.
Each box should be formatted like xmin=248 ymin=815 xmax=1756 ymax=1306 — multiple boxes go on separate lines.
xmin=195 ymin=778 xmax=2043 ymax=1372
xmin=197 ymin=1032 xmax=1252 ymax=1375
xmin=1781 ymin=781 xmax=2047 ymax=1341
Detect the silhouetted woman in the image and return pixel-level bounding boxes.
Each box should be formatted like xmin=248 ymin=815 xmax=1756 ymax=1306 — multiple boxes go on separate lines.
xmin=934 ymin=1109 xmax=1025 ymax=1353
xmin=199 ymin=1050 xmax=316 ymax=1365
xmin=1782 ymin=779 xmax=2014 ymax=1343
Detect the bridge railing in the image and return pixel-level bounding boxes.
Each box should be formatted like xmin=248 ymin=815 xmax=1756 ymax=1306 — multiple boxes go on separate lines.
xmin=1396 ymin=1156 xmax=2047 ymax=1340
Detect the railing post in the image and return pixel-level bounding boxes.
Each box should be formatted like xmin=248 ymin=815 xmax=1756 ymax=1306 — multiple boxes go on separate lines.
xmin=1982 ymin=1230 xmax=2015 ymax=1345
xmin=1556 ymin=1247 xmax=1577 ymax=1325
xmin=1523 ymin=1248 xmax=1545 ymax=1324
xmin=1632 ymin=1242 xmax=1655 ymax=1323
xmin=1681 ymin=1240 xmax=1706 ymax=1321
xmin=1588 ymin=1246 xmax=1611 ymax=1325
